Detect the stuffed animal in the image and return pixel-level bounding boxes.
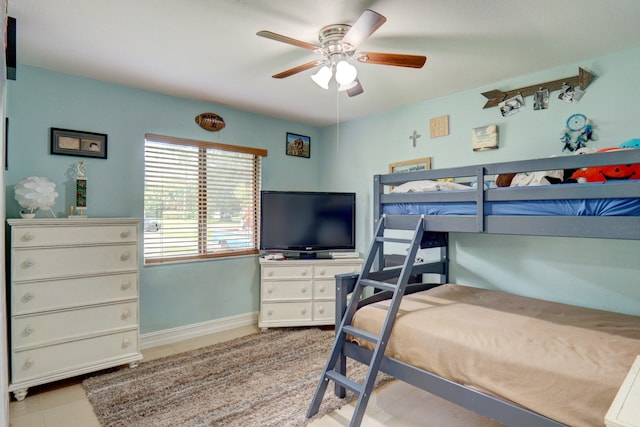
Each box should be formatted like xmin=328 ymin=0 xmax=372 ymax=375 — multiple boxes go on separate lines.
xmin=619 ymin=139 xmax=640 ymax=149
xmin=571 ymin=147 xmax=640 ymax=182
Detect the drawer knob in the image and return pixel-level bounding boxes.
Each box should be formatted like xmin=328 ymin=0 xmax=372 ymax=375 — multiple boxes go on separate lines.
xmin=267 ymin=287 xmax=273 ymax=294
xmin=121 ymin=309 xmax=131 ymax=320
xmin=120 ymin=251 xmax=131 ymax=261
xmin=267 ymin=310 xmax=273 ymax=316
xmin=22 ymin=292 xmax=34 ymax=302
xmin=300 ymin=287 xmax=307 ymax=294
xmin=319 ymin=269 xmax=326 ymax=276
xmin=21 ymin=259 xmax=34 ymax=269
xmin=22 ymin=232 xmax=34 ymax=241
xmin=121 ymin=281 xmax=132 ymax=290
xmin=122 ymin=338 xmax=131 ymax=348
xmin=267 ymin=271 xmax=273 ymax=277
xmin=120 ymin=230 xmax=130 ymax=238
xmin=300 ymin=308 xmax=307 ymax=315
xmin=23 ymin=325 xmax=35 ymax=336
xmin=23 ymin=358 xmax=35 ymax=369
xmin=319 ymin=285 xmax=325 ymax=293
xmin=319 ymin=307 xmax=325 ymax=314
xmin=301 ymin=270 xmax=308 ymax=276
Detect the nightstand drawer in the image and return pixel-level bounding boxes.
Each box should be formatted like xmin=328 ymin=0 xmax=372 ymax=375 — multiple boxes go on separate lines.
xmin=13 ymin=302 xmax=138 ymax=349
xmin=261 ymin=302 xmax=312 ymax=322
xmin=313 ymin=280 xmax=335 ymax=299
xmin=11 ymin=330 xmax=139 ymax=383
xmin=12 ymin=273 xmax=137 ymax=314
xmin=11 ymin=225 xmax=137 ymax=247
xmin=262 ymin=265 xmax=312 ymax=279
xmin=313 ymin=300 xmax=335 ymax=321
xmin=261 ymin=280 xmax=311 ymax=301
xmin=315 ymin=263 xmax=361 ymax=278
xmin=12 ymin=244 xmax=138 ymax=281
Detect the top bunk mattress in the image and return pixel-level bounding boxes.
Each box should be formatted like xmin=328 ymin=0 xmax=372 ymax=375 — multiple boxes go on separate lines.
xmin=382 ymin=181 xmax=640 ymax=217
xmin=349 ymin=284 xmax=640 ymax=427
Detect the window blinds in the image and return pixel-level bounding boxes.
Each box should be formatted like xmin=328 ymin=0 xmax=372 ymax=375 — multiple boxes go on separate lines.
xmin=143 ymin=134 xmax=266 ymax=264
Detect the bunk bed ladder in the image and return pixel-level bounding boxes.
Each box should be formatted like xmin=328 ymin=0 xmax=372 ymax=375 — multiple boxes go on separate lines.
xmin=307 ymin=214 xmax=426 ymax=427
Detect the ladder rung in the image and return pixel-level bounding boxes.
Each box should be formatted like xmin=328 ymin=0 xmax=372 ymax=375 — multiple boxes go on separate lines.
xmin=325 ymin=370 xmax=363 ymax=395
xmin=360 ymin=279 xmax=396 ymax=292
xmin=375 ymin=236 xmax=413 ymax=244
xmin=342 ymin=325 xmax=379 ymax=344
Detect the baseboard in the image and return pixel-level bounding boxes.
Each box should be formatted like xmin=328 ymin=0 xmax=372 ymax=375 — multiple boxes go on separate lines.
xmin=139 ymin=312 xmax=258 ymax=350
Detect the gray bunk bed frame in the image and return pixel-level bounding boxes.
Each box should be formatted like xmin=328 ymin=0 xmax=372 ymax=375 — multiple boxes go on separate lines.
xmin=332 ymin=149 xmax=640 ymax=427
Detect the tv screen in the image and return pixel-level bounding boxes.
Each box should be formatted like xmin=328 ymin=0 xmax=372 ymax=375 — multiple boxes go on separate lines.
xmin=260 ymin=191 xmax=355 ymax=253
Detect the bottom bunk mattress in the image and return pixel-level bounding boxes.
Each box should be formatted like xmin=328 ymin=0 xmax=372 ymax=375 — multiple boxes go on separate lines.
xmin=349 ymin=284 xmax=640 ymax=427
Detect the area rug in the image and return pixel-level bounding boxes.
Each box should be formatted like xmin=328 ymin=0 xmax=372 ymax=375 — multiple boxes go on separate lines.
xmin=82 ymin=328 xmax=391 ymax=427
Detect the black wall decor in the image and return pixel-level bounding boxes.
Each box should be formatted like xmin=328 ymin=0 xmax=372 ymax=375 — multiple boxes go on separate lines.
xmin=6 ymin=17 xmax=16 ymax=80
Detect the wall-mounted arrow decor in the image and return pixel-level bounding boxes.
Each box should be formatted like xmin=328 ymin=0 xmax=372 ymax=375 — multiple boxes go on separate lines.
xmin=481 ymin=67 xmax=595 ymax=109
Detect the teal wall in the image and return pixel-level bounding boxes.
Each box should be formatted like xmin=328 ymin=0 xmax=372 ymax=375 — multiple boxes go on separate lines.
xmin=6 ymin=47 xmax=640 ymax=335
xmin=6 ymin=67 xmax=321 ymax=333
xmin=319 ymin=47 xmax=640 ymax=315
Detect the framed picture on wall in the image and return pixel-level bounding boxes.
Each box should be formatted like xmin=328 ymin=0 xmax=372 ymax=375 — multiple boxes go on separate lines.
xmin=50 ymin=128 xmax=108 ymax=159
xmin=388 ymin=157 xmax=431 ymax=174
xmin=286 ymin=132 xmax=310 ymax=158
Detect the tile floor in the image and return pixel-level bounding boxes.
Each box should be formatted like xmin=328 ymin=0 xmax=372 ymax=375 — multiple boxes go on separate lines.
xmin=9 ymin=325 xmax=502 ymax=427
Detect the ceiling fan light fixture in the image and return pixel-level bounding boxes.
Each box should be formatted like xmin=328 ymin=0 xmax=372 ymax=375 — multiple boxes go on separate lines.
xmin=335 ymin=60 xmax=357 ymax=85
xmin=338 ymin=80 xmax=358 ymax=92
xmin=311 ymin=65 xmax=332 ymax=89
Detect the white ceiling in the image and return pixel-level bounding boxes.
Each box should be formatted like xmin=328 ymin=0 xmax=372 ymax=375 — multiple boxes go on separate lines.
xmin=9 ymin=0 xmax=640 ymax=127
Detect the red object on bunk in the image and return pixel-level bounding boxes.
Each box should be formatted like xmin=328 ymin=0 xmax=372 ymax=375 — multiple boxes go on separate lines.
xmin=571 ymin=148 xmax=640 ymax=182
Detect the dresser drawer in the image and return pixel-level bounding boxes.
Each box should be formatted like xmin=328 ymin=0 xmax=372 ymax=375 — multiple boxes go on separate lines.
xmin=12 ymin=244 xmax=137 ymax=281
xmin=12 ymin=273 xmax=137 ymax=315
xmin=313 ymin=300 xmax=335 ymax=322
xmin=260 ymin=301 xmax=312 ymax=323
xmin=313 ymin=280 xmax=335 ymax=300
xmin=11 ymin=224 xmax=137 ymax=248
xmin=11 ymin=330 xmax=139 ymax=383
xmin=315 ymin=263 xmax=361 ymax=278
xmin=13 ymin=302 xmax=138 ymax=349
xmin=262 ymin=264 xmax=312 ymax=279
xmin=261 ymin=280 xmax=311 ymax=301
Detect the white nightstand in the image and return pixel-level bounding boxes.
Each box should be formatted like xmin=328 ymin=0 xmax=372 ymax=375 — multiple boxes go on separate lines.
xmin=258 ymin=257 xmax=362 ymax=329
xmin=606 ymin=355 xmax=640 ymax=427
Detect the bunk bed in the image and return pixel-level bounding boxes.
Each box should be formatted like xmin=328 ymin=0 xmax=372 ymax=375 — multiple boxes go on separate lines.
xmin=333 ymin=149 xmax=640 ymax=427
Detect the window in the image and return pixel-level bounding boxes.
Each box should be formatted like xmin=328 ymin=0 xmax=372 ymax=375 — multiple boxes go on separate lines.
xmin=143 ymin=134 xmax=267 ymax=264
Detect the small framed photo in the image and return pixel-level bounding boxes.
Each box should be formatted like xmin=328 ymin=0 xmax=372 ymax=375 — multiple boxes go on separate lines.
xmin=50 ymin=128 xmax=108 ymax=159
xmin=472 ymin=125 xmax=499 ymax=151
xmin=286 ymin=132 xmax=310 ymax=158
xmin=388 ymin=157 xmax=431 ymax=174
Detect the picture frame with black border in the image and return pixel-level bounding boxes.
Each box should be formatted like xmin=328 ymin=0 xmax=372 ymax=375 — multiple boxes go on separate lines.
xmin=50 ymin=127 xmax=108 ymax=159
xmin=286 ymin=132 xmax=310 ymax=158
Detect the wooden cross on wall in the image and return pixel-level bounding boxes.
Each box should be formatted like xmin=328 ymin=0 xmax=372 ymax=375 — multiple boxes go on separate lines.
xmin=409 ymin=130 xmax=422 ymax=147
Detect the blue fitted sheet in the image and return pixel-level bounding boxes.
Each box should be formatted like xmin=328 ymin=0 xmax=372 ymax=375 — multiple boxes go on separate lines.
xmin=383 ymin=184 xmax=640 ymax=217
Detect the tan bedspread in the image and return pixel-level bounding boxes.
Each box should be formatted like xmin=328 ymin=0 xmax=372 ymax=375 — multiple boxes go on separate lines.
xmin=350 ymin=284 xmax=640 ymax=427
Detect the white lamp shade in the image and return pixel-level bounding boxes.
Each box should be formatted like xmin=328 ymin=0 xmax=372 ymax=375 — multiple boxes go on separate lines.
xmin=335 ymin=60 xmax=357 ymax=85
xmin=311 ymin=66 xmax=332 ymax=89
xmin=14 ymin=176 xmax=59 ymax=212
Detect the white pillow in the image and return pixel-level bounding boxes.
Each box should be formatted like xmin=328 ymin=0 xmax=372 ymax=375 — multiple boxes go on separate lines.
xmin=391 ymin=180 xmax=469 ymax=193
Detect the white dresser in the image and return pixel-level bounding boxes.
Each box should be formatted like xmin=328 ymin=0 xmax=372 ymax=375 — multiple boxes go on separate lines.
xmin=259 ymin=257 xmax=362 ymax=329
xmin=7 ymin=218 xmax=143 ymax=401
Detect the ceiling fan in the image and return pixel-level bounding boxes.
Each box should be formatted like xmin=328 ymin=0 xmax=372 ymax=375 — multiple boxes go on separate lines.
xmin=257 ymin=9 xmax=427 ymax=97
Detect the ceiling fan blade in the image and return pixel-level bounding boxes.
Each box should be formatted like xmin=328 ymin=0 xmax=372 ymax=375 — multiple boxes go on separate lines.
xmin=256 ymin=30 xmax=319 ymax=51
xmin=272 ymin=61 xmax=320 ymax=79
xmin=358 ymin=52 xmax=427 ymax=68
xmin=341 ymin=9 xmax=386 ymax=51
xmin=347 ymin=78 xmax=364 ymax=97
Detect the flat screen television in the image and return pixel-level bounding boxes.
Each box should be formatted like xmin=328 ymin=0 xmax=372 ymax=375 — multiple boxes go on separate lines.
xmin=260 ymin=191 xmax=355 ymax=256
